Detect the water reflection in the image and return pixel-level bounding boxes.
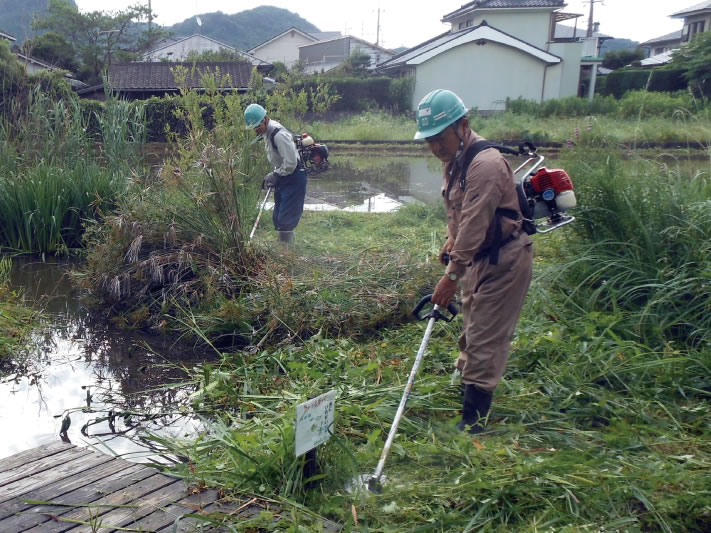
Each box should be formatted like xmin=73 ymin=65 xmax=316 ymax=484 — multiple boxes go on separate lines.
xmin=0 ymin=259 xmax=212 ymax=462
xmin=302 ymin=155 xmax=443 ymax=212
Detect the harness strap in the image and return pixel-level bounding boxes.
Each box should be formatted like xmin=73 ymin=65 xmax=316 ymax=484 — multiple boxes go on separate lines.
xmin=269 ymin=127 xmax=305 ymax=170
xmin=473 ymin=231 xmax=519 ymax=264
xmin=455 ymin=142 xmax=523 ymax=265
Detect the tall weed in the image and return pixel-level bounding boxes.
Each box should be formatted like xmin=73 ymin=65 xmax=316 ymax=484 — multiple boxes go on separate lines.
xmin=543 ymin=148 xmax=711 ymax=346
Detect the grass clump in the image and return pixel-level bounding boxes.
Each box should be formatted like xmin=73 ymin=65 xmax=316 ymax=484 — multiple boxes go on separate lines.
xmin=0 ymin=256 xmax=40 ymax=373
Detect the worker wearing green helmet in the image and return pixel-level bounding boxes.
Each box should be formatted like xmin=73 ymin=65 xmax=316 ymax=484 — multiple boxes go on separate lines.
xmin=415 ymin=89 xmax=533 ymax=434
xmin=244 ymin=103 xmax=307 ymax=245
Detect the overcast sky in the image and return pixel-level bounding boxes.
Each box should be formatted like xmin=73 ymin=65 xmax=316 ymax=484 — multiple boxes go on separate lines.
xmin=74 ymin=1 xmax=685 ymax=48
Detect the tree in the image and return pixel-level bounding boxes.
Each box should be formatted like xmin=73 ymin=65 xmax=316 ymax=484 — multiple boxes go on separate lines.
xmin=22 ymin=32 xmax=79 ymax=73
xmin=602 ymin=48 xmax=646 ymax=70
xmin=32 ymin=0 xmax=168 ymax=84
xmin=337 ymin=49 xmax=372 ymax=76
xmin=672 ymin=32 xmax=711 ymax=97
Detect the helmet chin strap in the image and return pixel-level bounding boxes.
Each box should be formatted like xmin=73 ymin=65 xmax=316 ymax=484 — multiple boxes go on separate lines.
xmin=453 ymin=123 xmax=466 ymax=161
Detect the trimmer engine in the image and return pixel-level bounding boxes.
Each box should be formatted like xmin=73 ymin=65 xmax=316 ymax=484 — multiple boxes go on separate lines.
xmin=297 ymin=133 xmax=330 ymax=175
xmin=521 ymin=167 xmax=576 ymax=233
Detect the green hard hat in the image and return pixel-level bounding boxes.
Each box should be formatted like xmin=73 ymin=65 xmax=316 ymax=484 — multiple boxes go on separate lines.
xmin=244 ymin=103 xmax=267 ymax=129
xmin=414 ymin=89 xmax=468 ymax=140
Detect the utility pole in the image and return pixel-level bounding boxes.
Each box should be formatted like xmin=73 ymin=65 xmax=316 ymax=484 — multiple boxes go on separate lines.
xmin=148 ymin=0 xmax=152 ymax=33
xmin=376 ymin=6 xmax=381 ymax=46
xmin=586 ymin=0 xmax=603 ymax=37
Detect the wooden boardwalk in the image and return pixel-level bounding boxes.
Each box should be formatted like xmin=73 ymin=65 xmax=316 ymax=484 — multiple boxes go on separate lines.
xmin=0 ymin=442 xmax=340 ymax=532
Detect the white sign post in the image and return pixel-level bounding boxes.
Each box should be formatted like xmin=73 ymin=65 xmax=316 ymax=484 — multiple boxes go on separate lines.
xmin=295 ymin=390 xmax=335 ymax=457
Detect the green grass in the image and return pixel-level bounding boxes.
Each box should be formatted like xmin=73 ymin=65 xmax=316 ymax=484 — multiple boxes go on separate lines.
xmin=0 ymin=256 xmax=40 ymax=372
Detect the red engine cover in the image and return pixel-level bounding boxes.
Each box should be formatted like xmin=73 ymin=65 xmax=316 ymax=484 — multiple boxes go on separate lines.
xmin=530 ymin=168 xmax=574 ymax=194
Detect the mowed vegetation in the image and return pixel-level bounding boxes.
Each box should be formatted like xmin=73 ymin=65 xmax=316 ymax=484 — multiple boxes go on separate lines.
xmin=133 ymin=148 xmax=709 ymax=532
xmin=1 ymin=38 xmax=710 ymax=529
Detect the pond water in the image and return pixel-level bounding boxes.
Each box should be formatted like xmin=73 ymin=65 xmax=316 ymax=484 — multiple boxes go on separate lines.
xmin=303 ymin=154 xmax=443 ymax=212
xmin=0 ymin=259 xmax=213 ymax=462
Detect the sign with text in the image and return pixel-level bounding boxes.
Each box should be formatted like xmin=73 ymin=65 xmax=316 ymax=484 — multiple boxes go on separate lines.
xmin=295 ymin=390 xmax=335 ymax=457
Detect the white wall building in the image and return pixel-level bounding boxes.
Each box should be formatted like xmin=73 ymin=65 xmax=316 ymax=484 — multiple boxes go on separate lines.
xmin=142 ymin=34 xmax=270 ymax=68
xmin=377 ymin=0 xmax=608 ymax=112
xmin=248 ymin=27 xmax=341 ymax=67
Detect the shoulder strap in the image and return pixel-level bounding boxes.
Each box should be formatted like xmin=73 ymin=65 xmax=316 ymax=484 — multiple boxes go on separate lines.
xmin=269 ymin=127 xmax=280 ymax=151
xmin=458 ymin=141 xmax=526 ymax=265
xmin=459 ymin=141 xmax=519 ymax=190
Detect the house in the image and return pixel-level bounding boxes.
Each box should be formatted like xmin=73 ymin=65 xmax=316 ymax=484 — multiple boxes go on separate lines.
xmin=1 ymin=27 xmax=86 ymax=89
xmin=377 ymin=0 xmax=606 ymax=112
xmin=639 ymin=30 xmax=683 ymax=57
xmin=637 ymin=2 xmax=710 ymax=67
xmin=248 ymin=27 xmax=341 ymax=67
xmin=77 ymin=61 xmax=255 ymax=100
xmin=672 ymin=1 xmax=711 ymax=42
xmin=299 ymin=35 xmax=395 ymax=74
xmin=141 ymin=34 xmax=272 ymax=70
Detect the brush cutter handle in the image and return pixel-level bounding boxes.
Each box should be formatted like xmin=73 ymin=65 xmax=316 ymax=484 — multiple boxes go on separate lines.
xmin=518 ymin=141 xmax=537 ymax=156
xmin=412 ymin=295 xmax=458 ymax=322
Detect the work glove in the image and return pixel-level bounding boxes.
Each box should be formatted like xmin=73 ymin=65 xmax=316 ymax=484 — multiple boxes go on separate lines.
xmin=262 ymin=171 xmax=278 ymax=189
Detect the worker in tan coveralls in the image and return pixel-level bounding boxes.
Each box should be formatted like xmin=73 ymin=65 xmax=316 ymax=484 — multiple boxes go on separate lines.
xmin=414 ymin=89 xmax=533 ymax=434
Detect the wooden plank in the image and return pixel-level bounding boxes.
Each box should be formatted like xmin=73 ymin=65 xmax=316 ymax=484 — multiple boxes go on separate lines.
xmin=0 ymin=463 xmax=158 ymax=532
xmin=0 ymin=442 xmax=73 ymax=475
xmin=122 ymin=488 xmax=221 ymax=532
xmin=0 ymin=450 xmax=114 ymax=505
xmin=0 ymin=447 xmax=95 ymax=489
xmin=0 ymin=457 xmax=128 ymax=520
xmin=61 ymin=479 xmax=187 ymax=533
xmin=21 ymin=473 xmax=181 ymax=533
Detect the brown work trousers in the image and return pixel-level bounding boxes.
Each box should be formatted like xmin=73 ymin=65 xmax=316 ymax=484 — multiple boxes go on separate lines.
xmin=455 ymin=232 xmax=533 ymax=392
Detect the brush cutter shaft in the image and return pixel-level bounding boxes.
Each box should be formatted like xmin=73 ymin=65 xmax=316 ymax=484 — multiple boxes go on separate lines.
xmin=249 ymin=186 xmax=272 ymax=240
xmin=370 ymin=304 xmax=442 ymax=488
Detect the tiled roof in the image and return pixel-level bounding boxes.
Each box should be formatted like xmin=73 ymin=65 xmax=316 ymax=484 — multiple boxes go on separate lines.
xmin=639 ymin=30 xmax=683 ymax=46
xmin=443 ymin=0 xmax=565 ymax=21
xmin=108 ymin=62 xmax=253 ymax=91
xmin=671 ymin=1 xmax=711 ymax=17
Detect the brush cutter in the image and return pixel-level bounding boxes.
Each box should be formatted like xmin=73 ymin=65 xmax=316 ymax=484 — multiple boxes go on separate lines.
xmin=365 ymin=294 xmax=458 ymax=493
xmin=249 ymin=186 xmax=272 ymax=241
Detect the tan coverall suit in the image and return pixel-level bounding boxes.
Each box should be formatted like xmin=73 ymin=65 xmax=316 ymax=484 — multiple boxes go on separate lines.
xmin=443 ymin=131 xmax=533 ymax=392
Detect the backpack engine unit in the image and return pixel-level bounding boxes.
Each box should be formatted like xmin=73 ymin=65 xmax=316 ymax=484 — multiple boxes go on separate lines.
xmin=463 ymin=141 xmax=576 ymax=235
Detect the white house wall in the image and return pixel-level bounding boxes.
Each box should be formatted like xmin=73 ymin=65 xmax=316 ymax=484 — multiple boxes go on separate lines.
xmin=252 ymin=31 xmax=316 ymax=66
xmin=547 ymin=41 xmax=582 ymax=99
xmin=144 ymin=35 xmax=233 ymax=61
xmin=453 ymin=11 xmax=553 ymax=49
xmin=413 ymin=40 xmax=547 ymax=112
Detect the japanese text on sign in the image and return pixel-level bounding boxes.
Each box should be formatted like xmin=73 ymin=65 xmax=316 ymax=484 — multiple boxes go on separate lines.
xmin=295 ymin=390 xmax=335 ymax=457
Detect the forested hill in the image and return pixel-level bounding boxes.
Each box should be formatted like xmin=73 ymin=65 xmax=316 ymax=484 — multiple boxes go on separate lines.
xmin=0 ymin=3 xmax=318 ymax=51
xmin=167 ymin=6 xmax=320 ymax=51
xmin=0 ymin=0 xmax=76 ymax=42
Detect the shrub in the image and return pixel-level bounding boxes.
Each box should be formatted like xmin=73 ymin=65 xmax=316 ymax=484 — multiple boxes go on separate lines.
xmin=603 ymin=67 xmax=687 ymax=98
xmin=617 ymin=90 xmax=697 ymax=118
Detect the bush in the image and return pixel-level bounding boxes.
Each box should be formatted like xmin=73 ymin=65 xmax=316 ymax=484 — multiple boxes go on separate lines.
xmin=602 ymin=67 xmax=687 ymax=98
xmin=506 ymin=95 xmax=619 ymax=117
xmin=617 ymin=90 xmax=697 ymax=118
xmin=292 ymin=76 xmax=408 ymax=112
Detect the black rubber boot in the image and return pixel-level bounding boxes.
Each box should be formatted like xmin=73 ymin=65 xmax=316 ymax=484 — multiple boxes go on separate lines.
xmin=457 ymin=385 xmax=493 ymax=434
xmin=278 ymin=230 xmax=294 ymax=248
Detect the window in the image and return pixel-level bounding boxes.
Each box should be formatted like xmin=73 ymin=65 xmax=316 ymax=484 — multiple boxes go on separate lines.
xmin=683 ymin=20 xmax=706 ymax=42
xmin=466 ymin=19 xmax=473 ymax=28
